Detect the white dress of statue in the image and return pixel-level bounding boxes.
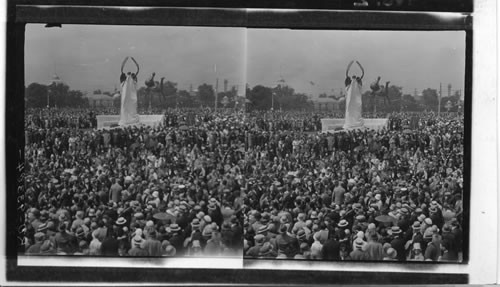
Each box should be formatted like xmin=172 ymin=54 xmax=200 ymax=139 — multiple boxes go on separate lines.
xmin=119 ymin=57 xmax=140 ymax=126
xmin=343 ymin=60 xmax=365 ymax=129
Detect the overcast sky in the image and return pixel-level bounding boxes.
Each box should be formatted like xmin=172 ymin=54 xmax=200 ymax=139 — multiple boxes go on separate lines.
xmin=26 ymin=25 xmax=465 ymax=97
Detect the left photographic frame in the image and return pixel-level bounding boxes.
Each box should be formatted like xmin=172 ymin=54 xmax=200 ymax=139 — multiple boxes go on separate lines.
xmin=10 ymin=21 xmax=250 ymax=281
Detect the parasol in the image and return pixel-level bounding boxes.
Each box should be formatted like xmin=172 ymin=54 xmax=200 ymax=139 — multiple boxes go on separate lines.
xmin=403 ymin=129 xmax=412 ymax=134
xmin=375 ymin=214 xmax=395 ymax=223
xmin=179 ymin=125 xmax=188 ymax=131
xmin=153 ymin=212 xmax=176 ymax=222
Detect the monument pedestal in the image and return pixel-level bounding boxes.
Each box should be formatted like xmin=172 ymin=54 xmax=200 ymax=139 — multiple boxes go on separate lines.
xmin=321 ymin=118 xmax=388 ymax=133
xmin=97 ymin=115 xmax=164 ymax=129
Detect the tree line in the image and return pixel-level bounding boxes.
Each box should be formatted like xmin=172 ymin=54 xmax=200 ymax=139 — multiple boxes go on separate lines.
xmin=25 ymin=81 xmax=463 ymax=113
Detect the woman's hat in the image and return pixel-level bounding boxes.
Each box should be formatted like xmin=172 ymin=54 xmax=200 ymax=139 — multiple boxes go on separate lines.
xmin=191 ymin=219 xmax=201 ymax=230
xmin=388 ymin=226 xmax=402 ymax=235
xmin=412 ymin=221 xmax=421 ymax=230
xmin=170 ymin=224 xmax=181 ymax=232
xmin=116 ymin=217 xmax=127 ymax=225
xmin=338 ymin=219 xmax=348 ymax=228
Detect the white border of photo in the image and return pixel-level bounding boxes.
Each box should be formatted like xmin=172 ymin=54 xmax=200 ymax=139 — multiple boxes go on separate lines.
xmin=1 ymin=0 xmax=499 ymax=285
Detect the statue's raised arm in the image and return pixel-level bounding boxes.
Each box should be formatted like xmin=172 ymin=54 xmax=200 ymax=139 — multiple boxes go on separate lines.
xmin=121 ymin=56 xmax=129 ymax=74
xmin=131 ymin=57 xmax=140 ymax=77
xmin=346 ymin=60 xmax=354 ymax=78
xmin=356 ymin=61 xmax=364 ymax=80
xmin=120 ymin=57 xmax=129 ymax=83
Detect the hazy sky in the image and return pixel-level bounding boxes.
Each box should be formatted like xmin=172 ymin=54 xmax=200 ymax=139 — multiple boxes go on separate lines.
xmin=26 ymin=25 xmax=465 ymax=97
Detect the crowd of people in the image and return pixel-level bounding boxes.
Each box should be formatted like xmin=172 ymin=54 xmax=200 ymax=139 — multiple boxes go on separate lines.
xmin=243 ymin=111 xmax=464 ymax=262
xmin=22 ymin=107 xmax=465 ymax=262
xmin=22 ymin=108 xmax=245 ymax=257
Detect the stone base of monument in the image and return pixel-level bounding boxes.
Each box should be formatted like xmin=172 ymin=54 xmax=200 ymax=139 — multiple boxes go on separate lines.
xmin=96 ymin=115 xmax=164 ymax=129
xmin=321 ymin=118 xmax=389 ymax=133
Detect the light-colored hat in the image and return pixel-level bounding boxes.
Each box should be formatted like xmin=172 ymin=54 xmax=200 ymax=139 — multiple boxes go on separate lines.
xmin=338 ymin=219 xmax=348 ymax=228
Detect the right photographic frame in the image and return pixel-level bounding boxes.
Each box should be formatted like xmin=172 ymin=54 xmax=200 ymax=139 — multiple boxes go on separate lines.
xmin=242 ymin=28 xmax=469 ymax=264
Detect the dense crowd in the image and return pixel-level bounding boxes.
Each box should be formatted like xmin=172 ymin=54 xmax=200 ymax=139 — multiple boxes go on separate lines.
xmin=247 ymin=111 xmax=390 ymax=133
xmin=243 ymin=112 xmax=464 ymax=262
xmin=23 ymin=108 xmax=245 ymax=257
xmin=25 ymin=107 xmax=169 ymax=131
xmin=22 ymin=107 xmax=465 ymax=262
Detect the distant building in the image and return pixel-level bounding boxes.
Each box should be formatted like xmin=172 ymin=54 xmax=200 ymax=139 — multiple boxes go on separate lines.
xmin=86 ymin=94 xmax=114 ymax=108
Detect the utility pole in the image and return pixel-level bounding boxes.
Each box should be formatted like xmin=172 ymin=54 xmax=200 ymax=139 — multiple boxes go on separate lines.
xmin=438 ymin=82 xmax=442 ymax=117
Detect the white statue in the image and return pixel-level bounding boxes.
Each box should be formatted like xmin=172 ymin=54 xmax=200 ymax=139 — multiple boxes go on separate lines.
xmin=343 ymin=60 xmax=365 ymax=129
xmin=118 ymin=56 xmax=140 ymax=126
